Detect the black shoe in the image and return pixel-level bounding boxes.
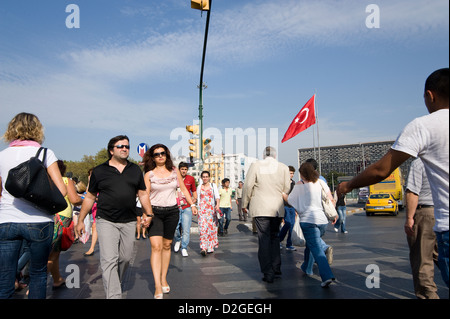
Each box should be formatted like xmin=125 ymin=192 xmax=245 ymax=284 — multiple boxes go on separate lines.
xmin=262 ymin=274 xmax=274 ymax=283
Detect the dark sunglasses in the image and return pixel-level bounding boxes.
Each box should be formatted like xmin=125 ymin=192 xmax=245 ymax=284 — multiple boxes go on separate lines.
xmin=115 ymin=145 xmax=130 ymax=149
xmin=153 ymin=151 xmax=166 ymax=157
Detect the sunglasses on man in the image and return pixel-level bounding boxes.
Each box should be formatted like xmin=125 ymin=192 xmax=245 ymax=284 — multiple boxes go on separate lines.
xmin=114 ymin=145 xmax=130 ymax=149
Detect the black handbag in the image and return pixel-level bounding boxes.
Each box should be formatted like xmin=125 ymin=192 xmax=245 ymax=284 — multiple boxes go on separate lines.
xmin=5 ymin=147 xmax=68 ymax=214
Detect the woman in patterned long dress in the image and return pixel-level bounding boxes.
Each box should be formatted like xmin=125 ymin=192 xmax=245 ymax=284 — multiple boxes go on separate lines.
xmin=197 ymin=171 xmax=220 ymax=256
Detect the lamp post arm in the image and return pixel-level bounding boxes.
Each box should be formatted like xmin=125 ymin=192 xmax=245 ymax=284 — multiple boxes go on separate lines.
xmin=198 ymin=0 xmax=212 ymax=162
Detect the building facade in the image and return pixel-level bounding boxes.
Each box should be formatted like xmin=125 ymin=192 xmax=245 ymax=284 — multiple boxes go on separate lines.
xmin=298 ymin=141 xmax=413 ymax=182
xmin=223 ymin=153 xmax=258 ymax=189
xmin=175 ymin=153 xmax=257 ymax=189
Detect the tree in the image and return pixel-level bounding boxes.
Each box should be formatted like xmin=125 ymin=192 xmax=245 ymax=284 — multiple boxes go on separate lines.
xmin=64 ymin=148 xmax=141 ymax=185
xmin=325 ymin=170 xmax=345 ymax=191
xmin=64 ymin=148 xmax=109 ymax=184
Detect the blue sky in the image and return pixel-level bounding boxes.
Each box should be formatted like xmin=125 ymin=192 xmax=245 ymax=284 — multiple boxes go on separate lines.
xmin=1 ymin=0 xmax=448 ymax=167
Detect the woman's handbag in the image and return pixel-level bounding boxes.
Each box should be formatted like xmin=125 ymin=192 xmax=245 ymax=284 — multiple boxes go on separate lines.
xmin=5 ymin=147 xmax=68 ymax=214
xmin=320 ymin=181 xmax=338 ymax=221
xmin=216 ymin=208 xmax=223 ymax=220
xmin=291 ymin=215 xmax=305 ymax=247
xmin=56 ymin=214 xmax=75 ymax=251
xmin=61 ymin=221 xmax=75 ymax=251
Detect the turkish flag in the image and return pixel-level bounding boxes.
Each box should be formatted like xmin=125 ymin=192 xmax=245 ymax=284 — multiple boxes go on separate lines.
xmin=281 ymin=94 xmax=316 ymax=143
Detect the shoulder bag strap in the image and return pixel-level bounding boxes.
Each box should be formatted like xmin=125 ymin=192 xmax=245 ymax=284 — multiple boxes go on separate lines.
xmin=34 ymin=147 xmax=47 ymax=163
xmin=211 ymin=183 xmax=217 ymax=206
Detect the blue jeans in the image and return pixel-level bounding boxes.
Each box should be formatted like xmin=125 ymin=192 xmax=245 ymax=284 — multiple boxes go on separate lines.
xmin=335 ymin=206 xmax=347 ymax=232
xmin=300 ymin=222 xmax=335 ymax=282
xmin=0 ymin=222 xmax=54 ymax=299
xmin=279 ymin=206 xmax=296 ymax=247
xmin=435 ymin=230 xmax=449 ymax=287
xmin=219 ymin=207 xmax=231 ymax=233
xmin=174 ymin=207 xmax=193 ymax=250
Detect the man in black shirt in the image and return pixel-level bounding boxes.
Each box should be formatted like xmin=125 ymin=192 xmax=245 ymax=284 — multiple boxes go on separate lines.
xmin=75 ymin=135 xmax=153 ymax=299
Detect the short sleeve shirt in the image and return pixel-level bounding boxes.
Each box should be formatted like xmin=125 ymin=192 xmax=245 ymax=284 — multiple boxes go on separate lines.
xmin=181 ymin=175 xmax=197 ymax=209
xmin=406 ymin=158 xmax=433 ymax=206
xmin=392 ymin=109 xmax=449 ymax=232
xmin=219 ymin=188 xmax=233 ymax=208
xmin=287 ymin=179 xmax=329 ymax=225
xmin=88 ymin=160 xmax=146 ymax=223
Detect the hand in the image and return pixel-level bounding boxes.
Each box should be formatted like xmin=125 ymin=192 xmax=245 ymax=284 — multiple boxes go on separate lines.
xmin=404 ymin=218 xmax=415 ymax=237
xmin=192 ymin=206 xmax=198 ymax=216
xmin=336 ymin=181 xmax=352 ymax=198
xmin=242 ymin=208 xmax=248 ymax=214
xmin=331 ymin=216 xmax=338 ymax=225
xmin=141 ymin=216 xmax=152 ymax=228
xmin=75 ymin=220 xmax=85 ymax=238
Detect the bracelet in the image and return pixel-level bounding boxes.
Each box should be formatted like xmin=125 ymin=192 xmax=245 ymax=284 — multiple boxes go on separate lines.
xmin=147 ymin=213 xmax=154 ymax=218
xmin=191 ymin=204 xmax=196 ymax=207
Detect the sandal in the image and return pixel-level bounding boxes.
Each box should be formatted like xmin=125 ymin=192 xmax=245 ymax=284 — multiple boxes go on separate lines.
xmin=162 ymin=286 xmax=170 ymax=294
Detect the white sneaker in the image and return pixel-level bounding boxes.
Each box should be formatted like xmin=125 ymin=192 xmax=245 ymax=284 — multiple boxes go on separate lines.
xmin=181 ymin=249 xmax=188 ymax=257
xmin=321 ymin=279 xmax=333 ymax=288
xmin=174 ymin=241 xmax=181 ymax=253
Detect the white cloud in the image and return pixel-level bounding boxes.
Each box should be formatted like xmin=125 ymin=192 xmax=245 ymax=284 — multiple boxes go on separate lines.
xmin=0 ymin=71 xmax=191 ymax=136
xmin=46 ymin=0 xmax=450 ymax=82
xmin=4 ymin=0 xmax=447 ymax=83
xmin=65 ymin=31 xmax=202 ymax=82
xmin=1 ymin=0 xmax=447 ymax=140
xmin=207 ymin=0 xmax=448 ymax=63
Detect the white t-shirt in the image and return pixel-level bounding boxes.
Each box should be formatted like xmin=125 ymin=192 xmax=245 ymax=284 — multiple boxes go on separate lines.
xmin=392 ymin=109 xmax=449 ymax=232
xmin=288 ymin=179 xmax=329 ymax=225
xmin=0 ymin=146 xmax=58 ymax=223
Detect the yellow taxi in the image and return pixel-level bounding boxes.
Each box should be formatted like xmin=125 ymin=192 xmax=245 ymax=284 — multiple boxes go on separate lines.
xmin=365 ymin=193 xmax=399 ymax=216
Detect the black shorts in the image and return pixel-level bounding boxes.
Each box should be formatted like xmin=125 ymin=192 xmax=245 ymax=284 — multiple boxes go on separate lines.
xmin=148 ymin=205 xmax=180 ymax=240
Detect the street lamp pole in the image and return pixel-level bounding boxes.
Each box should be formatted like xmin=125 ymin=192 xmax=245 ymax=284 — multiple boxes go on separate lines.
xmin=198 ymin=0 xmax=212 ymax=163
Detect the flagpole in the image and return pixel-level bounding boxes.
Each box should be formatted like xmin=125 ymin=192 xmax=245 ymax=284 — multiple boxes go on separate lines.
xmin=312 ymin=122 xmax=316 ymax=159
xmin=314 ymin=92 xmax=322 ymax=176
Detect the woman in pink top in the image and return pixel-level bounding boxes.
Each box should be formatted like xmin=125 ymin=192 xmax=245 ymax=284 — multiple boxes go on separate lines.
xmin=143 ymin=144 xmax=197 ymax=299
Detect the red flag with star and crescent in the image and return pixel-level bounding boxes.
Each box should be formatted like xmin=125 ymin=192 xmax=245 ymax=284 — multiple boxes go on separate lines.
xmin=281 ymin=94 xmax=316 ymax=143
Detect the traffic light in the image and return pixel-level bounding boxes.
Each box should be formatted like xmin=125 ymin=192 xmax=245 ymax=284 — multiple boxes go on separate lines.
xmin=189 ymin=138 xmax=199 ymax=162
xmin=191 ymin=0 xmax=210 ymax=11
xmin=203 ymin=138 xmax=212 ymax=159
xmin=186 ymin=125 xmax=199 ymax=135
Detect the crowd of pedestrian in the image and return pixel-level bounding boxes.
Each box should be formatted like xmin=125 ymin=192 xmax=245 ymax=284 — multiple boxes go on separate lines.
xmin=0 ymin=68 xmax=448 ymax=299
